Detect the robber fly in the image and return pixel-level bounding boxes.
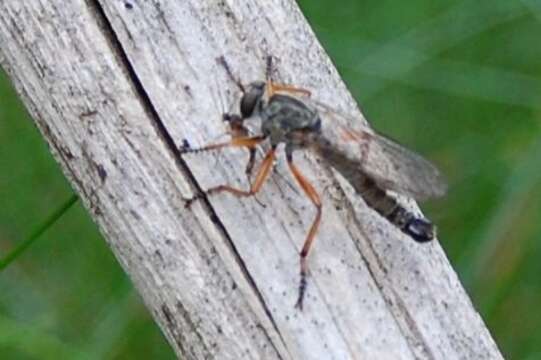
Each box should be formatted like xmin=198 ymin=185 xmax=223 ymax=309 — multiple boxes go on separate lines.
xmin=181 ymin=56 xmax=447 ymax=310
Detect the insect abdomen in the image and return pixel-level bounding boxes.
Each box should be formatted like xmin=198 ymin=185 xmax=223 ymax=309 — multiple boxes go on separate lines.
xmin=357 ymin=177 xmax=435 ymax=242
xmin=316 ymin=143 xmax=435 ymax=242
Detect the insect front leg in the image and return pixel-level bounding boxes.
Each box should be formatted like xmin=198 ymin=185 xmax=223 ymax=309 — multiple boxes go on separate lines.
xmin=179 ymin=135 xmax=265 ymax=155
xmin=286 ymin=150 xmax=322 ymax=310
xmin=264 ymin=56 xmax=311 ymax=98
xmin=222 ymin=114 xmax=258 ymax=180
xmin=268 ymin=82 xmax=312 ymax=98
xmin=181 ymin=135 xmax=267 ymax=206
xmin=184 ymin=144 xmax=276 ymax=207
xmin=180 ymin=135 xmax=259 ymax=178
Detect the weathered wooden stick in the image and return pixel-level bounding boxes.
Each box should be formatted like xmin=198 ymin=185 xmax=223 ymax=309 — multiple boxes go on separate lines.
xmin=0 ymin=1 xmax=502 ymax=359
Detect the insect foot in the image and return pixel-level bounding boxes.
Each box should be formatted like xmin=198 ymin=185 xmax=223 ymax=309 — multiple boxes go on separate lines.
xmin=183 ymin=194 xmax=202 ymax=208
xmin=294 ymin=272 xmax=308 ymax=311
xmin=179 ymin=138 xmax=191 ymax=153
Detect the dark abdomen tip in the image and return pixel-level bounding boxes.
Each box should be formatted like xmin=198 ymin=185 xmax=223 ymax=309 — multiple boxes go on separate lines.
xmin=405 ymin=218 xmax=436 ymax=242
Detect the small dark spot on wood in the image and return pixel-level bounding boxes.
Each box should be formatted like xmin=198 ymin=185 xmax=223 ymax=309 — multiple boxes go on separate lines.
xmin=60 ymin=146 xmax=74 ymax=160
xmin=93 ymin=207 xmax=103 ymax=216
xmin=41 ymin=122 xmax=52 ymax=137
xmin=154 ymin=249 xmax=163 ymax=262
xmin=165 ymin=238 xmax=173 ymax=246
xmin=130 ymin=209 xmax=141 ymax=220
xmin=80 ymin=110 xmax=97 ymax=118
xmin=96 ymin=164 xmax=107 ymax=183
xmin=183 ymin=84 xmax=192 ymax=97
xmin=161 ymin=304 xmax=175 ymax=327
xmin=231 ymin=282 xmax=237 ymax=291
xmin=124 ymin=1 xmax=133 ymax=9
xmin=442 ymin=300 xmax=449 ymax=309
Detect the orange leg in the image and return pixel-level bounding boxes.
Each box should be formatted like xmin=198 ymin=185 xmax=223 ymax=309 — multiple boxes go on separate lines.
xmin=185 ymin=147 xmax=275 ymax=207
xmin=264 ymin=56 xmax=311 ymax=98
xmin=180 ymin=135 xmax=265 ymax=155
xmin=183 ymin=136 xmax=269 ymax=207
xmin=206 ymin=147 xmax=276 ymax=198
xmin=268 ymin=82 xmax=312 ymax=97
xmin=287 ymin=159 xmax=322 ymax=310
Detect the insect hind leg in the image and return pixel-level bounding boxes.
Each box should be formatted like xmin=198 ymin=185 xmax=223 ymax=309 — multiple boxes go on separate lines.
xmin=286 ymin=153 xmax=322 ymax=310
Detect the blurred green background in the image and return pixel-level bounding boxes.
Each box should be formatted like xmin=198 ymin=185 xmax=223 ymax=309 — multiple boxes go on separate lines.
xmin=1 ymin=0 xmax=540 ymax=358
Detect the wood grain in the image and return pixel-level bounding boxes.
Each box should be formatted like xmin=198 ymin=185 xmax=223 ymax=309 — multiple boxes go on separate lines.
xmin=0 ymin=1 xmax=502 ymax=359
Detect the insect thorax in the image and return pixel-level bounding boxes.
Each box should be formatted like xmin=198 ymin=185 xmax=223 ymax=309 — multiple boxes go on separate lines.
xmin=260 ymin=94 xmax=321 ymax=147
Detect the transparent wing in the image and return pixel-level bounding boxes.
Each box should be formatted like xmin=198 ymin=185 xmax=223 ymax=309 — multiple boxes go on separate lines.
xmin=309 ymin=99 xmax=447 ymax=200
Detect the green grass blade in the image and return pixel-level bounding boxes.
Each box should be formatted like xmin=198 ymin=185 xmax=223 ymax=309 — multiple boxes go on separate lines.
xmin=0 ymin=194 xmax=78 ymax=271
xmin=458 ymin=139 xmax=541 ymax=288
xmin=337 ymin=44 xmax=541 ymax=109
xmin=324 ymin=0 xmax=530 ymax=101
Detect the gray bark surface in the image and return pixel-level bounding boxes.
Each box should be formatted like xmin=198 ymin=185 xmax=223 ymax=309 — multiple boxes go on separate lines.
xmin=0 ymin=1 xmax=502 ymax=359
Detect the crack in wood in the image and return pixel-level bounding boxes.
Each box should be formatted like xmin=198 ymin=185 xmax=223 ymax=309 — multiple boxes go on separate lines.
xmin=85 ymin=0 xmax=290 ymax=357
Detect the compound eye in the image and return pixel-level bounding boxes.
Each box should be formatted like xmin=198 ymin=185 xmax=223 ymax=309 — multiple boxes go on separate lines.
xmin=240 ymin=82 xmax=265 ymax=118
xmin=240 ymin=92 xmax=259 ymax=118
